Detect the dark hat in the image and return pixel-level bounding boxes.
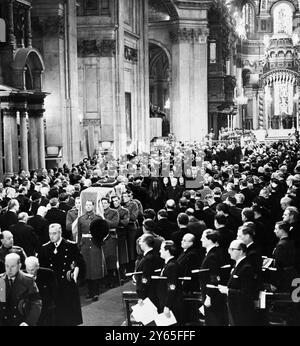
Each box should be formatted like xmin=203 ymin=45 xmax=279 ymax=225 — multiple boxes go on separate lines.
xmin=90 ymin=218 xmax=109 ymax=248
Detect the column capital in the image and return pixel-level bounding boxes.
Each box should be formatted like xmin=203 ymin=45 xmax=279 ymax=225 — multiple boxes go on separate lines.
xmin=27 ymin=108 xmax=45 ymax=117
xmin=169 ymin=25 xmax=209 ymax=44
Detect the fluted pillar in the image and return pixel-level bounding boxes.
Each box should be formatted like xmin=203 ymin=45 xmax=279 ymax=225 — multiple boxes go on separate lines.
xmin=170 ymin=24 xmax=209 ymax=141
xmin=28 ymin=111 xmax=39 ymax=170
xmin=37 ymin=112 xmax=46 ymax=169
xmin=2 ymin=109 xmax=16 ymax=176
xmin=28 ymin=109 xmax=46 ymax=170
xmin=19 ymin=110 xmax=29 ymax=172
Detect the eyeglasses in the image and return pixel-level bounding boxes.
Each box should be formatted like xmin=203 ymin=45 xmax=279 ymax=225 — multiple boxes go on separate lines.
xmin=229 ymin=248 xmax=241 ymax=251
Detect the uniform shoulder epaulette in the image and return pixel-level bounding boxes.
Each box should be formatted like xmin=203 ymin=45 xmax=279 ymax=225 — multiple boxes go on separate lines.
xmin=12 ymin=245 xmax=22 ymax=250
xmin=42 ymin=241 xmax=51 ymax=247
xmin=67 ymin=240 xmax=76 ymax=244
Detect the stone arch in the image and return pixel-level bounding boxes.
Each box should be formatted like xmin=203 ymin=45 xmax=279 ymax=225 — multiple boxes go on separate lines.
xmin=270 ymin=0 xmax=296 ymax=15
xmin=149 ymin=39 xmax=171 ymax=71
xmin=11 ymin=48 xmax=45 ymax=90
xmin=161 ymin=0 xmax=178 ymax=20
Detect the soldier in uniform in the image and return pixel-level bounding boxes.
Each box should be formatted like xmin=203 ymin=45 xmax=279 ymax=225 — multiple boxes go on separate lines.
xmin=0 ymin=231 xmax=27 ymax=273
xmin=66 ymin=197 xmax=81 ymax=242
xmin=38 ymin=223 xmax=85 ymax=326
xmin=77 ymin=200 xmax=105 ymax=301
xmin=0 ymin=253 xmax=41 ymax=326
xmin=101 ymin=198 xmax=120 ymax=288
xmin=122 ymin=191 xmax=139 ymax=272
xmin=156 ymin=240 xmax=184 ymax=325
xmin=111 ymin=195 xmax=130 ymax=281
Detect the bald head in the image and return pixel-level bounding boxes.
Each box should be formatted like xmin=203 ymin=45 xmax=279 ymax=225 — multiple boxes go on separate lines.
xmin=25 ymin=256 xmax=40 ymax=277
xmin=37 ymin=206 xmax=48 ymax=217
xmin=181 ymin=233 xmax=195 ymax=250
xmin=1 ymin=231 xmax=14 ymax=248
xmin=5 ymin=253 xmax=21 ymax=278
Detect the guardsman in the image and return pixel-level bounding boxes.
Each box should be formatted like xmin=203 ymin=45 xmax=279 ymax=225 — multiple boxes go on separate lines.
xmin=0 ymin=253 xmax=41 ymax=326
xmin=77 ymin=200 xmax=104 ymax=301
xmin=101 ymin=197 xmax=120 ymax=287
xmin=0 ymin=231 xmax=27 ymax=272
xmin=38 ymin=223 xmax=85 ymax=326
xmin=122 ymin=191 xmax=139 ymax=271
xmin=111 ymin=195 xmax=130 ymax=280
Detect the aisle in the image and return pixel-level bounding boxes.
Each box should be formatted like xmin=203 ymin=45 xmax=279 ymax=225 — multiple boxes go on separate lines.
xmin=81 ymin=282 xmax=135 ymax=326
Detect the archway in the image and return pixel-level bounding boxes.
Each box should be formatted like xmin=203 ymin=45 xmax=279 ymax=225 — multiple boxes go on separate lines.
xmin=11 ymin=48 xmax=44 ymax=90
xmin=149 ymin=42 xmax=171 ymax=137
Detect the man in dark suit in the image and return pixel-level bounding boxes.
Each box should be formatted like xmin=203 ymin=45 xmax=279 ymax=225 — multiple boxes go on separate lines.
xmin=16 ymin=187 xmax=31 ymax=213
xmin=218 ymin=240 xmax=258 ymax=326
xmin=165 ymin=199 xmax=178 ymax=224
xmin=135 ymin=234 xmax=162 ymax=307
xmin=177 ymin=233 xmax=202 ymax=293
xmin=0 ymin=199 xmax=19 ymax=231
xmin=0 ymin=253 xmax=41 ymax=326
xmin=9 ymin=212 xmax=39 ymax=256
xmin=272 ymin=221 xmax=297 ymax=292
xmin=25 ymin=256 xmax=58 ymax=326
xmin=45 ymin=198 xmax=69 ymax=240
xmin=237 ymin=222 xmax=263 ymax=278
xmin=171 ymin=213 xmax=190 ymax=257
xmin=156 ymin=241 xmax=184 ymax=325
xmin=156 ymin=209 xmax=177 ymax=240
xmin=239 ymin=180 xmax=255 ymax=207
xmin=200 ymin=229 xmax=228 ymax=326
xmin=38 ymin=223 xmax=86 ymax=326
xmin=27 ymin=206 xmax=50 ymax=247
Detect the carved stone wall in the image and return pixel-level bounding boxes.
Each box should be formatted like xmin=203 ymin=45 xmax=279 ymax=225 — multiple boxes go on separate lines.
xmin=77 ymin=39 xmax=116 ymax=57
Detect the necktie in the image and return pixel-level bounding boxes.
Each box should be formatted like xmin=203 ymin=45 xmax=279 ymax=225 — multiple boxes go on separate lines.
xmin=8 ymin=279 xmax=13 ymax=287
xmin=54 ymin=243 xmax=58 ymax=254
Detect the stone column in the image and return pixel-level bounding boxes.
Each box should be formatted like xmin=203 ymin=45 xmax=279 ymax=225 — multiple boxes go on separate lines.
xmin=19 ymin=110 xmax=29 ymax=171
xmin=37 ymin=111 xmax=46 ymax=169
xmin=170 ymin=24 xmax=209 ymax=142
xmin=28 ymin=111 xmax=39 ymax=170
xmin=258 ymin=90 xmax=265 ymax=129
xmin=2 ymin=109 xmax=15 ymax=176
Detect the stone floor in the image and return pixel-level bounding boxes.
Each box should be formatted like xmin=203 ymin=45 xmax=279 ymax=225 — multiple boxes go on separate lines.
xmin=80 ymin=281 xmax=135 ymax=326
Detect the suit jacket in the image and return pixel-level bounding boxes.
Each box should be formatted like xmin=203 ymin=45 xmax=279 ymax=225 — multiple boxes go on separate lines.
xmin=177 ymin=247 xmax=202 ymax=293
xmin=156 ymin=258 xmax=184 ymax=323
xmin=227 ymin=257 xmax=257 ymax=326
xmin=156 ymin=218 xmax=177 ymax=240
xmin=135 ymin=249 xmax=161 ymax=306
xmin=0 ymin=271 xmax=41 ymax=326
xmin=272 ymin=237 xmax=297 ymax=291
xmin=0 ymin=210 xmax=18 ymax=231
xmin=9 ymin=222 xmax=39 ymax=256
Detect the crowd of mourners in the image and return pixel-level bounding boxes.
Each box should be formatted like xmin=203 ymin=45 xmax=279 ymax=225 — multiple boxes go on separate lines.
xmin=0 ymin=137 xmax=300 ymax=326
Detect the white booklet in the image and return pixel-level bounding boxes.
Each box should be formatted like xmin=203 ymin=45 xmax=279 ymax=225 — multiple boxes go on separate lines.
xmin=131 ymin=298 xmax=158 ymax=325
xmin=154 ymin=310 xmax=177 ymax=326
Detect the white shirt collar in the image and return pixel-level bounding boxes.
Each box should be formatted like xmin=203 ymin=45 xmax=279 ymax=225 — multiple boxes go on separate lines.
xmin=246 ymin=242 xmax=254 ymax=248
xmin=143 ymin=248 xmax=153 ymax=257
xmin=206 ymin=244 xmax=216 ymax=254
xmin=235 ymin=256 xmax=246 ymax=267
xmin=165 ymin=256 xmax=174 ymax=264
